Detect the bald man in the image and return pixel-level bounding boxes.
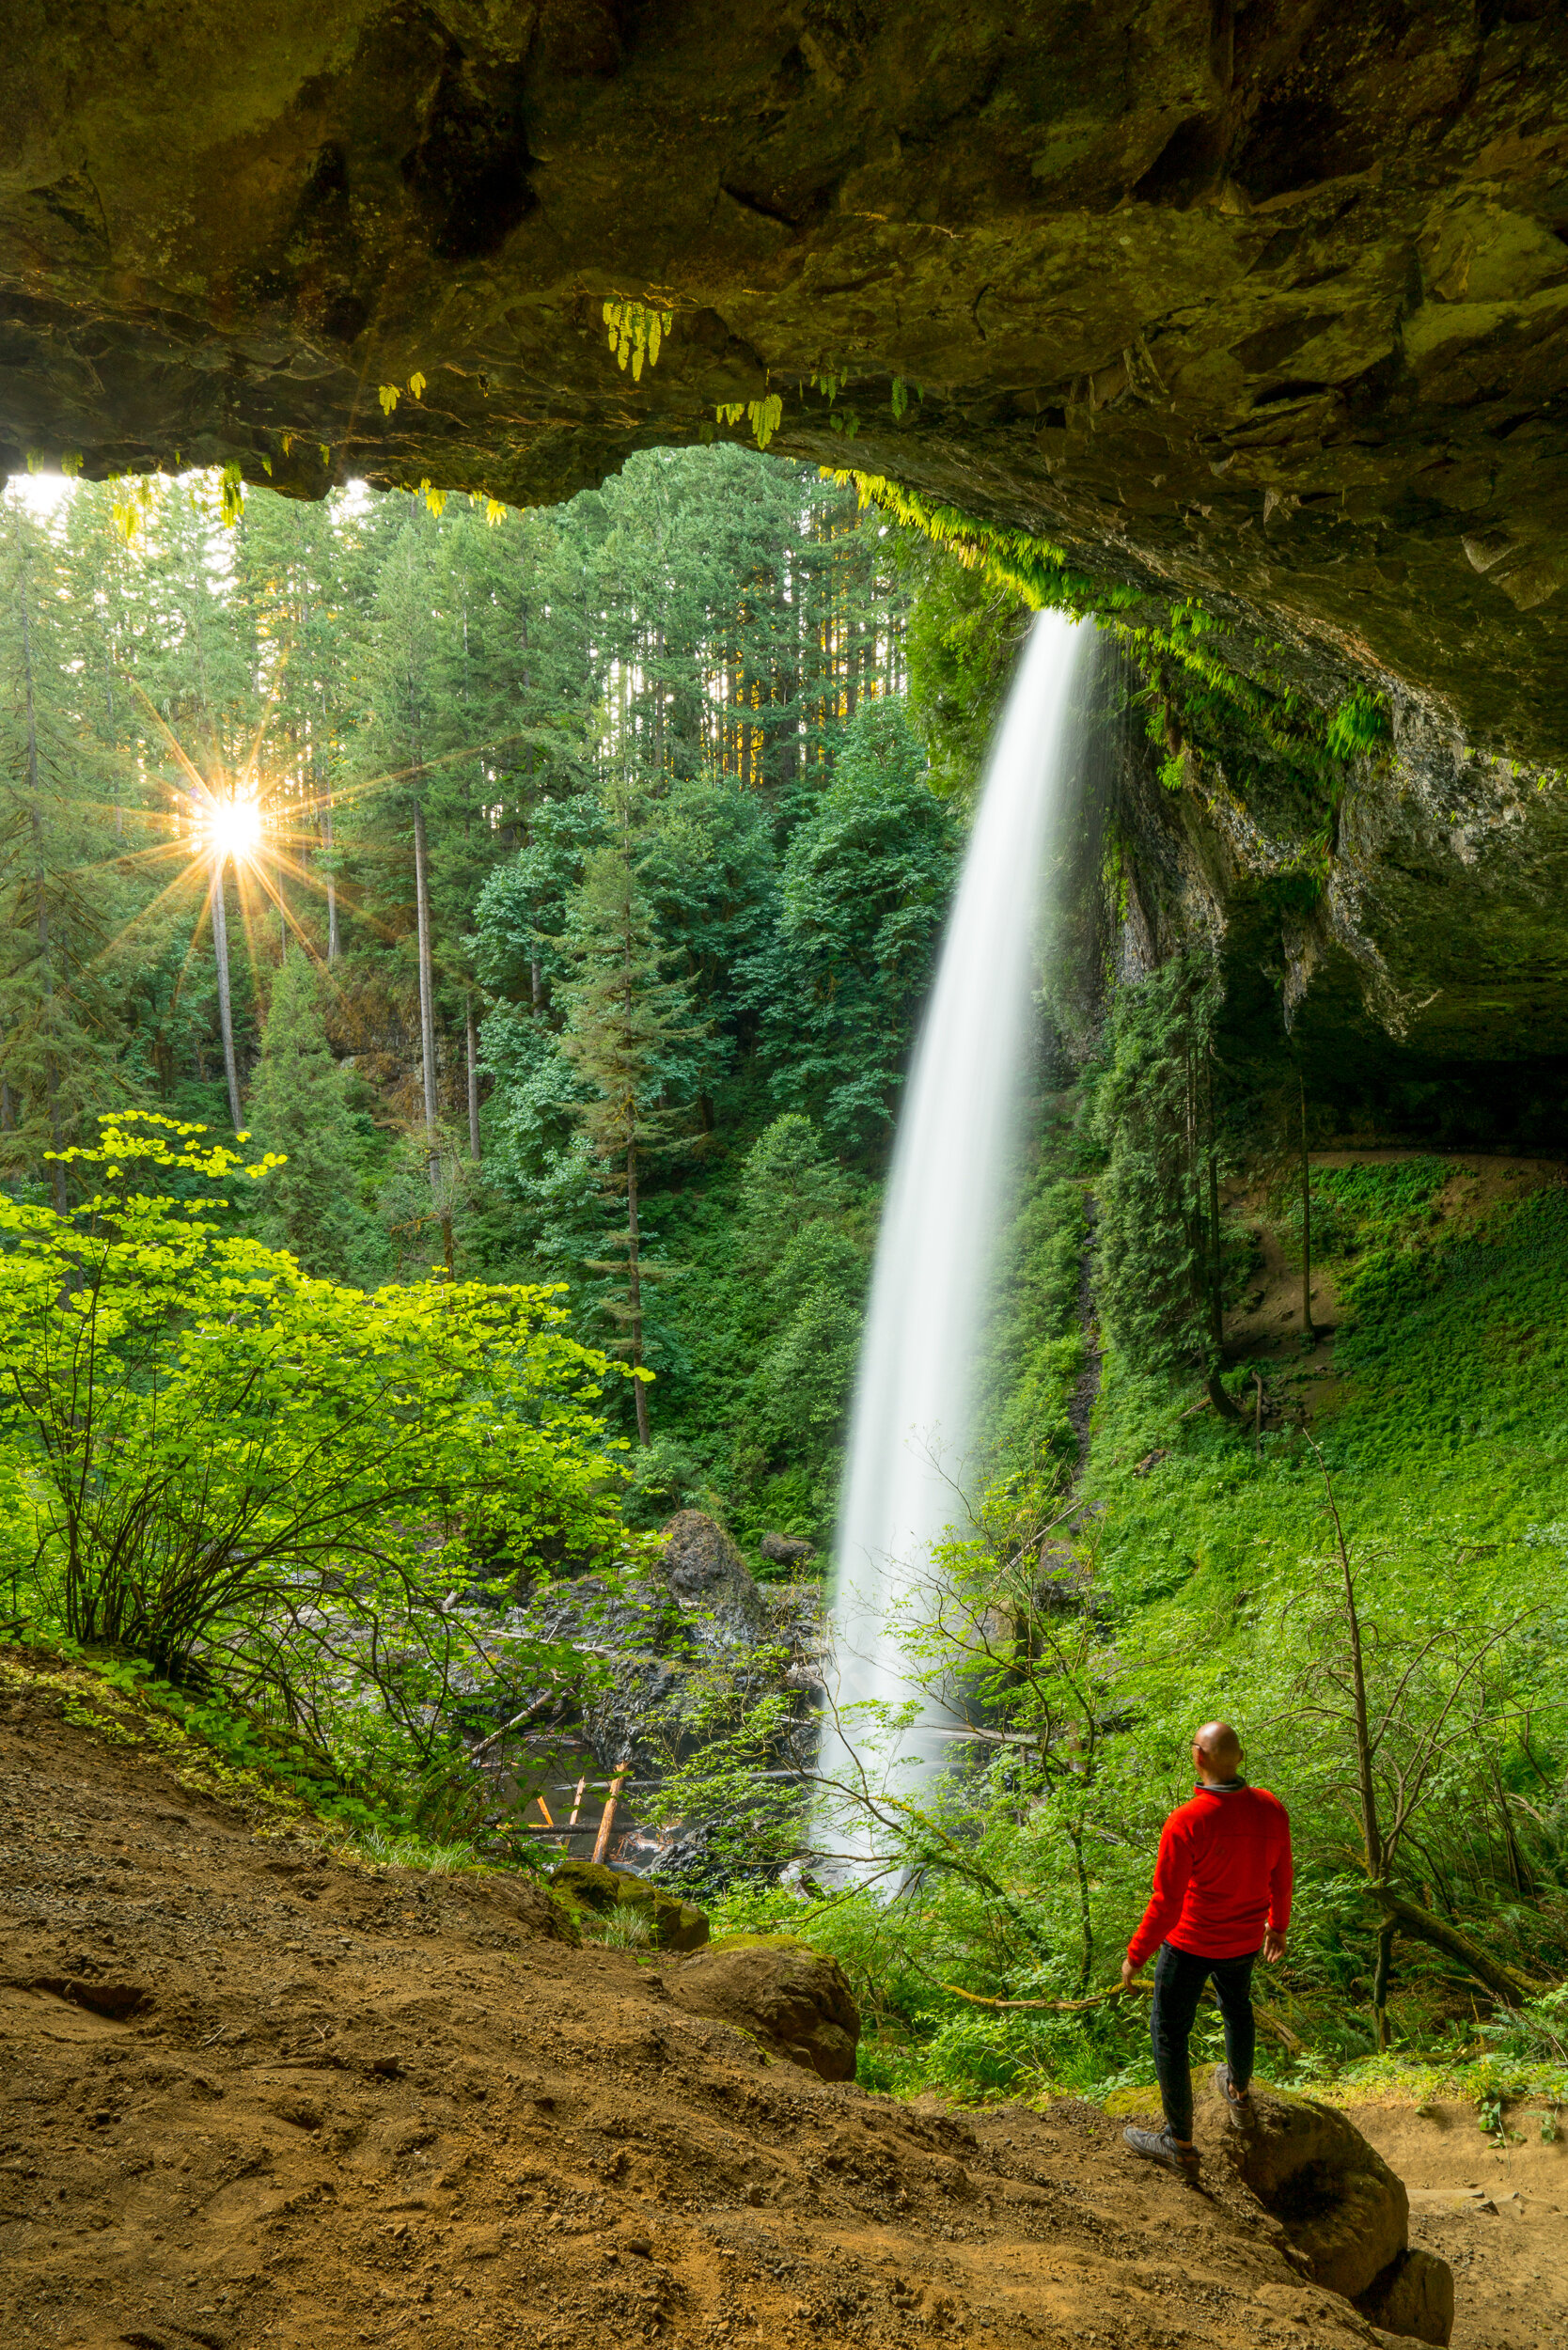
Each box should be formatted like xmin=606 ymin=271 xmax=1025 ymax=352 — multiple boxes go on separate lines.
xmin=1121 ymin=1721 xmax=1292 ymax=2177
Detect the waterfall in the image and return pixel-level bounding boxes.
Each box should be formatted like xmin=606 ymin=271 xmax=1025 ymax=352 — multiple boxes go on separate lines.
xmin=822 ymin=610 xmax=1097 ymax=1859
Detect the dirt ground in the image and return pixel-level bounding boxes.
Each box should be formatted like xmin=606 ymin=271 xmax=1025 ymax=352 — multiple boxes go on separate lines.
xmin=0 ymin=1648 xmax=1538 ymax=2350
xmin=1350 ymin=2103 xmax=1568 ymax=2350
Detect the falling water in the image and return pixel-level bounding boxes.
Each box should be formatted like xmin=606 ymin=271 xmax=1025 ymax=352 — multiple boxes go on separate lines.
xmin=822 ymin=610 xmax=1098 ymax=1857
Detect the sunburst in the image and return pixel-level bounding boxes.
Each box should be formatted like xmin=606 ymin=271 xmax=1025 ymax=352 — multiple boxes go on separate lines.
xmin=203 ymin=790 xmax=263 ymax=866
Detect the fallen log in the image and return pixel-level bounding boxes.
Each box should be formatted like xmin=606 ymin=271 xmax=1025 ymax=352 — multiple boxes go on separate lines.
xmin=1367 ymin=1887 xmax=1545 ymax=2009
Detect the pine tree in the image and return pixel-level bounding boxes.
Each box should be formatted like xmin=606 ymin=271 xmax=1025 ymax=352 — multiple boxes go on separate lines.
xmin=0 ymin=496 xmax=120 ymax=1200
xmin=557 ymin=776 xmax=704 ymax=1445
xmin=247 ymin=952 xmax=371 ymax=1276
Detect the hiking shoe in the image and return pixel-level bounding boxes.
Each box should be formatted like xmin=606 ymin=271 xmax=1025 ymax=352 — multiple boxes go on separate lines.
xmin=1214 ymin=2063 xmax=1253 ymax=2119
xmin=1122 ymin=2124 xmax=1200 ymax=2177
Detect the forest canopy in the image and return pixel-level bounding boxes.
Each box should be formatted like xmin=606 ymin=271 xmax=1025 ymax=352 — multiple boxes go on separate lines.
xmin=0 ymin=447 xmax=967 ymax=1541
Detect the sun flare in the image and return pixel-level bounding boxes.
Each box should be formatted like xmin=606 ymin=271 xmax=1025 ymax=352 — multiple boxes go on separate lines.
xmin=206 ymin=792 xmax=262 ymax=863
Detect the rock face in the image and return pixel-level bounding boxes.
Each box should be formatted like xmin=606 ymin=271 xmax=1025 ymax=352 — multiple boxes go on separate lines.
xmin=569 ymin=1513 xmax=808 ymax=1783
xmin=6 ymin=5 xmax=1568 ymax=759
xmin=668 ymin=1935 xmax=861 ymax=2081
xmin=1359 ymin=2249 xmax=1457 ymax=2348
xmin=548 ymin=1859 xmax=709 ymax=1952
xmin=658 ymin=1512 xmax=772 ymax=1647
xmin=1196 ymin=2082 xmax=1452 ymax=2344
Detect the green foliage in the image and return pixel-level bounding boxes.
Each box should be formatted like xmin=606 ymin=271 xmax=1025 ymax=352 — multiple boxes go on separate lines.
xmin=744 ymin=698 xmax=960 ymax=1152
xmin=0 ymin=1114 xmax=627 ymax=1747
xmin=974 ymin=1128 xmax=1087 ymax=1487
xmin=602 ymin=302 xmax=672 ymax=380
xmin=738 ymin=1114 xmax=868 ymax=1465
xmin=1326 ymin=685 xmax=1391 ymax=762
xmin=900 ymin=529 xmax=1030 ymax=804
xmin=247 ymin=953 xmax=381 ymax=1276
xmin=1275 ymin=1154 xmax=1449 ymax=1281
xmin=1090 ymin=954 xmax=1226 ymax=1378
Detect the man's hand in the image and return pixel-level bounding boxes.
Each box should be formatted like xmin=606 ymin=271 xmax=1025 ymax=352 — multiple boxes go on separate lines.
xmin=1262 ymin=1928 xmax=1287 ymax=1964
xmin=1121 ymin=1955 xmax=1141 ymax=1993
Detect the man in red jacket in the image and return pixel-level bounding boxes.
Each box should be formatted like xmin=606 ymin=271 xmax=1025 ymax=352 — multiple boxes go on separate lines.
xmin=1120 ymin=1719 xmax=1292 ymax=2176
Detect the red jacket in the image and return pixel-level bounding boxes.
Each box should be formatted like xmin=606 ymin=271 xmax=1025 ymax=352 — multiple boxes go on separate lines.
xmin=1127 ymin=1782 xmax=1293 ymax=1969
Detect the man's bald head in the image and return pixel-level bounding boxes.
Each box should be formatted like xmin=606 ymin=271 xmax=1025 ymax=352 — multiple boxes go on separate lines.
xmin=1193 ymin=1720 xmax=1243 ymax=1779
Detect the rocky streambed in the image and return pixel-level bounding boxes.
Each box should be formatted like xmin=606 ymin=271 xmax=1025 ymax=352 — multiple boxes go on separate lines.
xmin=465 ymin=1512 xmax=829 ymax=1890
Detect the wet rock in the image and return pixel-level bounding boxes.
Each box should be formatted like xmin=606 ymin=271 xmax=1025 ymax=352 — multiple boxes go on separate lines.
xmin=1356 ymin=2248 xmax=1454 ymax=2347
xmin=548 ymin=1860 xmax=709 ymax=1953
xmin=668 ymin=1935 xmax=860 ymax=2081
xmin=578 ymin=1515 xmax=811 ymax=1778
xmin=760 ymin=1533 xmax=816 ymax=1567
xmin=1196 ymin=2082 xmax=1418 ymax=2309
xmin=657 ymin=1512 xmax=771 ymax=1647
xmin=649 ymin=1813 xmax=796 ymax=1900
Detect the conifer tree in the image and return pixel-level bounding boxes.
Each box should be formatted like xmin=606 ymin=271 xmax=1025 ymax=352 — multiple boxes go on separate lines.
xmin=0 ymin=497 xmax=118 ymax=1201
xmin=247 ymin=952 xmax=369 ymax=1276
xmin=557 ymin=776 xmax=703 ymax=1445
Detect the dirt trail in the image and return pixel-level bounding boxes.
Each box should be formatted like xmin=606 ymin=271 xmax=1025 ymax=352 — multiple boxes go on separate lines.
xmin=0 ymin=1650 xmax=1517 ymax=2350
xmin=1350 ymin=2105 xmax=1568 ymax=2350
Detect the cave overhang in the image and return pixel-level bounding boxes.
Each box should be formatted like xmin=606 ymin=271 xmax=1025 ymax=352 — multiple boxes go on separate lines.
xmin=5 ymin=1 xmax=1568 ymax=763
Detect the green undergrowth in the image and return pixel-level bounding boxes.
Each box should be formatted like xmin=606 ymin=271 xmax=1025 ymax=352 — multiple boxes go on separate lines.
xmin=703 ymin=1157 xmax=1568 ymax=2115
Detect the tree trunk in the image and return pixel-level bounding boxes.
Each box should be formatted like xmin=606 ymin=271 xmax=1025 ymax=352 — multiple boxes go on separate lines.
xmin=412 ymin=792 xmax=440 ymax=1198
xmin=18 ymin=562 xmax=69 ymax=1214
xmin=1372 ymin=1914 xmax=1396 ymax=2049
xmin=1368 ymin=1887 xmax=1532 ymax=2008
xmin=321 ymin=792 xmax=339 ymax=964
xmin=1311 ymin=1453 xmax=1388 ymax=1888
xmin=1205 ymin=1367 xmax=1243 ymax=1421
xmin=1299 ymin=1070 xmax=1315 ymax=1340
xmin=626 ymin=1139 xmax=651 ymax=1448
xmin=1066 ymin=1818 xmax=1093 ymax=1994
xmin=464 ymin=990 xmax=481 ymax=1160
xmin=210 ymin=863 xmax=243 ymax=1133
xmin=104 ymin=636 xmax=122 ymax=841
xmin=1206 ymin=1044 xmax=1225 ymax=1363
xmin=1322 ymin=1470 xmax=1385 ymax=1885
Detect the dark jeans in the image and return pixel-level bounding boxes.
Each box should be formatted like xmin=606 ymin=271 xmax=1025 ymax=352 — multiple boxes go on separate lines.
xmin=1151 ymin=1940 xmax=1258 ymax=2141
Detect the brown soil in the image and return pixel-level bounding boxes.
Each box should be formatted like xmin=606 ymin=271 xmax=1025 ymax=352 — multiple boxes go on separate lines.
xmin=1349 ymin=2104 xmax=1568 ymax=2350
xmin=0 ymin=1652 xmax=1418 ymax=2350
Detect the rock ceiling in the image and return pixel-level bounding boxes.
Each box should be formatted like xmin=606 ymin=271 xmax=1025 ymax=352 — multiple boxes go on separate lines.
xmin=3 ymin=1 xmax=1567 ymax=767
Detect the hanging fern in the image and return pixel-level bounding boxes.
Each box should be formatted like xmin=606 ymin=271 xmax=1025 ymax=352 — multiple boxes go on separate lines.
xmin=603 ymin=301 xmax=674 ymax=382
xmin=218 ymin=463 xmax=244 ymax=529
xmin=713 ymin=393 xmax=783 ymax=449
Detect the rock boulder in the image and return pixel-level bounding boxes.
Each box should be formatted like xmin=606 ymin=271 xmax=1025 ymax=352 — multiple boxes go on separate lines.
xmin=760 ymin=1533 xmax=816 ymax=1568
xmin=548 ymin=1860 xmax=709 ymax=1953
xmin=657 ymin=1512 xmax=772 ymax=1648
xmin=1196 ymin=2082 xmax=1450 ymax=2342
xmin=668 ymin=1935 xmax=860 ymax=2081
xmin=1357 ymin=2248 xmax=1455 ymax=2348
